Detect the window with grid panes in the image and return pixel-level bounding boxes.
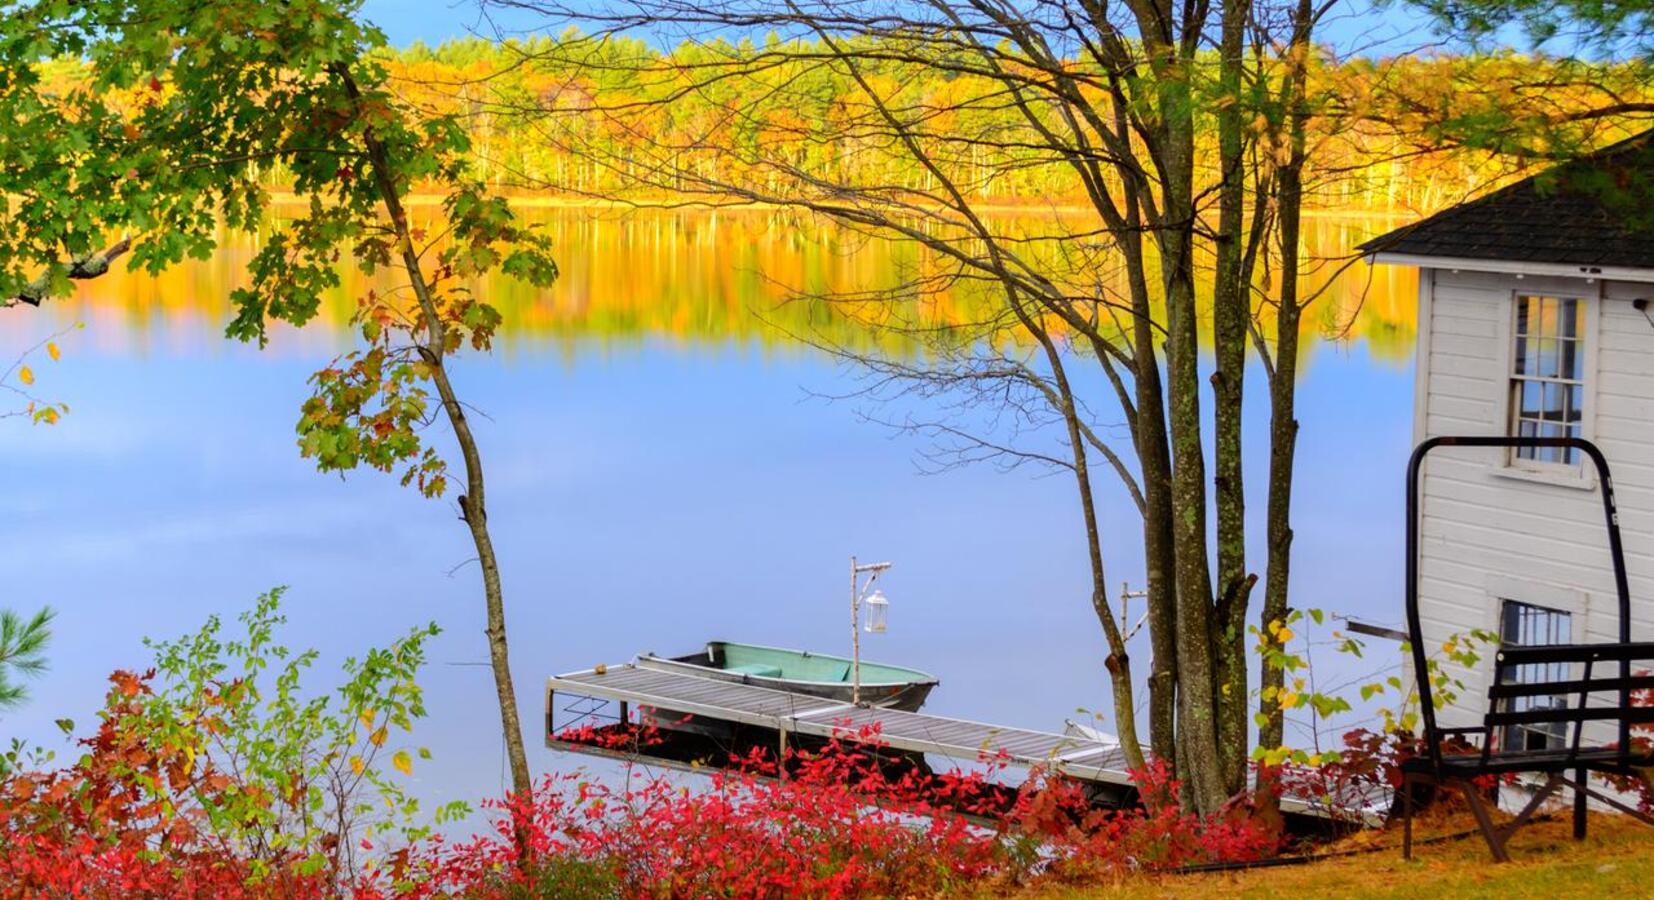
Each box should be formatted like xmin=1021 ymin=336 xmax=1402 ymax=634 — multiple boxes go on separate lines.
xmin=1510 ymin=295 xmax=1586 ymax=465
xmin=1498 ymin=600 xmax=1573 ymax=751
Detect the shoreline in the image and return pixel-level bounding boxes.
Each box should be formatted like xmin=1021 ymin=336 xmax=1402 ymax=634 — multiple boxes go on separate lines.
xmin=263 ymin=191 xmax=1417 ymax=220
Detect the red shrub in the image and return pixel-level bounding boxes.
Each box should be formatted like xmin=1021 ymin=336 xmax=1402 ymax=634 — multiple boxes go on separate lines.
xmin=7 ymin=689 xmax=1283 ymax=898
xmin=0 ymin=671 xmax=328 ymax=899
xmin=375 ymin=727 xmax=1280 ymax=899
xmin=1598 ymin=670 xmax=1654 ymax=813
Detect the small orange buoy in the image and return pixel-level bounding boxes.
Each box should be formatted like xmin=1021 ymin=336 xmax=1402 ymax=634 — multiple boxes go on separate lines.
xmin=594 ymin=663 xmax=607 ymax=676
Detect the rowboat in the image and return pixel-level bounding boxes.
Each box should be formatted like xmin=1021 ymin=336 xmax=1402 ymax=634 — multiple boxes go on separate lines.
xmin=639 ymin=640 xmax=939 ymax=712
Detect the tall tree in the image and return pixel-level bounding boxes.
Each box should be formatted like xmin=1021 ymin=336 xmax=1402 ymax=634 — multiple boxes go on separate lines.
xmin=493 ymin=0 xmax=1339 ymax=810
xmin=0 ymin=0 xmax=557 ymax=838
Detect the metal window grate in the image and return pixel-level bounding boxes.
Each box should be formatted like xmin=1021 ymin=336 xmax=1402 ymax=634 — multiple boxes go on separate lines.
xmin=1499 ymin=600 xmax=1573 ymax=751
xmin=1510 ymin=295 xmax=1586 ymax=465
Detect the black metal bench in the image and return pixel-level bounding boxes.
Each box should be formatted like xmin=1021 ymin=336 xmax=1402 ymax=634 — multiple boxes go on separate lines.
xmin=1400 ymin=436 xmax=1654 ymax=861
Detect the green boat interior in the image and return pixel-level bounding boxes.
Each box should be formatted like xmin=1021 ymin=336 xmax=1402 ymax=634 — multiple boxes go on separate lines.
xmin=709 ymin=642 xmax=928 ymax=685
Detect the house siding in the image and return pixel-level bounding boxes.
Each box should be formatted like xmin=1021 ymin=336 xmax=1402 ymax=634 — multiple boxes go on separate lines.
xmin=1414 ymin=267 xmax=1654 ymax=737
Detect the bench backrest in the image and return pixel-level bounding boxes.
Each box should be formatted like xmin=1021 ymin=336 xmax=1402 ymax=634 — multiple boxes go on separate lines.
xmin=1475 ymin=642 xmax=1654 ymax=767
xmin=1405 ymin=436 xmax=1636 ymax=777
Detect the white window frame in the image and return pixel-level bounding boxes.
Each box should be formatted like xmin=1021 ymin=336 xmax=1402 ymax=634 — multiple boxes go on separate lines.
xmin=1493 ymin=282 xmax=1600 ymax=489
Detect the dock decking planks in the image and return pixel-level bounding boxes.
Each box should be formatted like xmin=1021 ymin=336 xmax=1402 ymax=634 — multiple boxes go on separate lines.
xmin=546 ymin=663 xmax=1131 ymax=785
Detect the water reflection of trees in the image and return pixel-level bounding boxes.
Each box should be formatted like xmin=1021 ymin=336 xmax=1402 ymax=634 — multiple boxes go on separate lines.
xmin=42 ymin=208 xmax=1416 ymax=361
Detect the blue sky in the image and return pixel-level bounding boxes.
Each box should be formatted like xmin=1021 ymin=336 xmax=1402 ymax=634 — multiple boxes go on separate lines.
xmin=359 ymin=0 xmax=1463 ymax=56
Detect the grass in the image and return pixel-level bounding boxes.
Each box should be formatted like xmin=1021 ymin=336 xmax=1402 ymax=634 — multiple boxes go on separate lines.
xmin=1007 ymin=812 xmax=1654 ymax=899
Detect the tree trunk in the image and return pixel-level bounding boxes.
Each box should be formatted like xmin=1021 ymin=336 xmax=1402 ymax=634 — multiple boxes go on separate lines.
xmin=1211 ymin=0 xmax=1258 ymax=798
xmin=1159 ymin=98 xmax=1226 ymax=813
xmin=1017 ymin=298 xmax=1149 ymax=774
xmin=1116 ymin=229 xmax=1180 ymax=771
xmin=1258 ymin=0 xmax=1313 ymax=806
xmin=334 ymin=63 xmax=536 ymax=856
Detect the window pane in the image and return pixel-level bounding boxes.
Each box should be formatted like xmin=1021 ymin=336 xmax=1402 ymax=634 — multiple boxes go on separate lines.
xmin=1542 ymin=382 xmax=1566 ymax=423
xmin=1541 ymin=421 xmax=1565 ymax=461
xmin=1560 ymin=298 xmax=1580 ymax=340
xmin=1517 ymin=418 xmax=1538 ymax=459
xmin=1500 ymin=600 xmax=1572 ymax=751
xmin=1507 ymin=296 xmax=1586 ymax=467
xmin=1535 ymin=338 xmax=1559 ymax=378
xmin=1521 ymin=381 xmax=1543 ymax=417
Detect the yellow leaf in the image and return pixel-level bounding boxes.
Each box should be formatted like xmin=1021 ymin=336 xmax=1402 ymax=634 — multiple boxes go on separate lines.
xmin=369 ymin=727 xmax=387 ymax=747
xmin=350 ymin=756 xmax=365 ymax=776
xmin=1276 ymin=627 xmax=1295 ymax=644
xmin=359 ymin=709 xmax=376 ymax=730
xmin=46 ymin=342 xmax=60 ymax=362
xmin=17 ymin=366 xmax=33 ymax=386
xmin=392 ymin=750 xmax=412 ymax=776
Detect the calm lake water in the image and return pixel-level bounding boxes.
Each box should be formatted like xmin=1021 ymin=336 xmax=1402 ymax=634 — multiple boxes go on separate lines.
xmin=1 ymin=207 xmax=1419 ymax=809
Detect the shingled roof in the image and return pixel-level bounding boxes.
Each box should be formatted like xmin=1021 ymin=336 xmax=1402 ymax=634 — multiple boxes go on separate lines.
xmin=1360 ymin=130 xmax=1654 ymax=273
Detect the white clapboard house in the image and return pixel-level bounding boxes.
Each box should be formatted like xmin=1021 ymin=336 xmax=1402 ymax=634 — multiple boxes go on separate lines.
xmin=1362 ymin=131 xmax=1654 ymax=751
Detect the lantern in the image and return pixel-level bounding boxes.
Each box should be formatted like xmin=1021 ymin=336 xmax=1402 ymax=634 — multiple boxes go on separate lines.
xmin=862 ymin=589 xmax=889 ymax=633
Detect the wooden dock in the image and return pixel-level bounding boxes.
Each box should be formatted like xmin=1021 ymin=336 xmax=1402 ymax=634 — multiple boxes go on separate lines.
xmin=545 ymin=661 xmax=1131 ymax=788
xmin=544 ymin=659 xmax=1366 ymax=829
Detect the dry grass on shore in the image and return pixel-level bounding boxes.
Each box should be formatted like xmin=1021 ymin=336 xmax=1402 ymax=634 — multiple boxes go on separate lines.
xmin=1002 ymin=811 xmax=1654 ymax=899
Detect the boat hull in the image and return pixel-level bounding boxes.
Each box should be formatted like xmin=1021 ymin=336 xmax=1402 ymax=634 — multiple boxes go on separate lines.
xmin=635 ymin=641 xmax=939 ymax=738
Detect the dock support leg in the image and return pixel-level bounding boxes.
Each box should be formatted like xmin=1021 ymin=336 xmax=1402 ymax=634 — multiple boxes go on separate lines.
xmin=778 ymin=727 xmax=788 ymax=781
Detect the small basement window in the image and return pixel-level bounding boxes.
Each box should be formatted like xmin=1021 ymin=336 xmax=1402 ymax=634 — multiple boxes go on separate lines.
xmin=1498 ymin=599 xmax=1572 ymax=751
xmin=1509 ymin=295 xmax=1587 ymax=466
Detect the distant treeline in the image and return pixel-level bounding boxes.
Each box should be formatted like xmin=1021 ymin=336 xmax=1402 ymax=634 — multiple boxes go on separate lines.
xmin=358 ymin=36 xmax=1652 ymax=215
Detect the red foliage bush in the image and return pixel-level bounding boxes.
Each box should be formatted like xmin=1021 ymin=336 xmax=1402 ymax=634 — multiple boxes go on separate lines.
xmin=4 ymin=691 xmax=1281 ymax=898
xmin=0 ymin=671 xmax=329 ymax=900
xmin=370 ymin=725 xmax=1280 ymax=899
xmin=1598 ymin=670 xmax=1654 ymax=813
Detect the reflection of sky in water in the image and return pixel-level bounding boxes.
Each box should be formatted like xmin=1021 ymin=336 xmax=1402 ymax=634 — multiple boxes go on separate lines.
xmin=0 ymin=224 xmax=1418 ymax=815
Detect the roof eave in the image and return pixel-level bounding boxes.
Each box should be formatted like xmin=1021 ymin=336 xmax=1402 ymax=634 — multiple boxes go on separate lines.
xmin=1367 ymin=251 xmax=1654 ymax=284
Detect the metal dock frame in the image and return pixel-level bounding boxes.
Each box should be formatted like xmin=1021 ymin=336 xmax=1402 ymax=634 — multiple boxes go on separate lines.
xmin=545 ymin=663 xmax=1132 ymax=786
xmin=544 ymin=662 xmax=1351 ymax=823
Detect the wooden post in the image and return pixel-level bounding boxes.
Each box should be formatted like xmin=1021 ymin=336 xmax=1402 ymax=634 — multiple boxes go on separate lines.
xmin=850 ymin=555 xmax=861 ymax=706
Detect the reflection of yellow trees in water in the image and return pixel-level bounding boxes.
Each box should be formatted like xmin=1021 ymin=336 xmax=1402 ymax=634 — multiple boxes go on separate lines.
xmin=49 ymin=207 xmax=1419 ymax=362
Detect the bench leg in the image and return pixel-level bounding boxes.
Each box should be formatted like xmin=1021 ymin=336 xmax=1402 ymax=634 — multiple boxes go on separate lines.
xmin=1495 ymin=774 xmax=1562 ymax=848
xmin=1459 ymin=780 xmax=1511 ymax=863
xmin=1559 ymin=776 xmax=1654 ymax=829
xmin=1402 ymin=773 xmax=1415 ymax=861
xmin=1575 ymin=766 xmax=1588 ymax=840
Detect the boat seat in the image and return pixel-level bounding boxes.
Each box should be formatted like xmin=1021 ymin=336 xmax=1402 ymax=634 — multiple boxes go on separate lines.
xmin=727 ymin=663 xmax=784 ymax=678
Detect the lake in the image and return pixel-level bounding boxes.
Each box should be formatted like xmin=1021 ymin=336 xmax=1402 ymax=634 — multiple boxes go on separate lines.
xmin=0 ymin=206 xmax=1419 ymax=810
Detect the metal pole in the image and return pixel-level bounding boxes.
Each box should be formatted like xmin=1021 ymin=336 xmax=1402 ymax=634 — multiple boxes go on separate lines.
xmin=850 ymin=555 xmax=861 ymax=705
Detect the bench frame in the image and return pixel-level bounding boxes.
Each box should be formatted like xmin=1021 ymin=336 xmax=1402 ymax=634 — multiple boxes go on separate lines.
xmin=1401 ymin=435 xmax=1654 ymax=861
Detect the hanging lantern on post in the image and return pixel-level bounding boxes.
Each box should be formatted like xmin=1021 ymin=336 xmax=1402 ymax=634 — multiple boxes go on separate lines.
xmin=862 ymin=589 xmax=889 ymax=633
